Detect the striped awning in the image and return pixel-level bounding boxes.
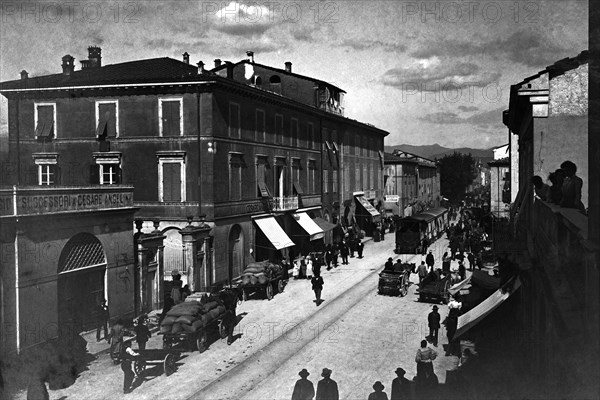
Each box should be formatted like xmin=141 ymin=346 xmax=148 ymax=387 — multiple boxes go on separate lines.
xmin=292 ymin=212 xmax=324 ymax=241
xmin=254 ymin=217 xmax=295 ymax=250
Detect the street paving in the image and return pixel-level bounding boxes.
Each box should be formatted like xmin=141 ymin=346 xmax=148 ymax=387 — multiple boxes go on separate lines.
xmin=11 ymin=234 xmax=460 ymax=400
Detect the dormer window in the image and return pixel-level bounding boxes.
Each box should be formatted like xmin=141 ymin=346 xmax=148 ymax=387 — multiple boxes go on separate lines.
xmin=34 ymin=103 xmax=56 ymax=140
xmin=269 ymin=75 xmax=281 ymax=94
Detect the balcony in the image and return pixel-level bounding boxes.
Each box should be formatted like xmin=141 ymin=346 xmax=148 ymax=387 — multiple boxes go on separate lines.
xmin=270 ymin=196 xmax=298 ymax=212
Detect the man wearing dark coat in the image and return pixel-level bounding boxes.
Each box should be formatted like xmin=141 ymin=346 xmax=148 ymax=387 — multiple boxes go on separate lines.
xmin=425 ymin=250 xmax=435 ymax=269
xmin=390 ymin=368 xmax=411 ymax=400
xmin=428 ymin=305 xmax=441 ymax=346
xmin=316 ymin=368 xmax=339 ymax=400
xmin=340 ymin=242 xmax=349 ymax=265
xmin=356 ymin=240 xmax=364 ymax=258
xmin=292 ymin=368 xmax=315 ymax=400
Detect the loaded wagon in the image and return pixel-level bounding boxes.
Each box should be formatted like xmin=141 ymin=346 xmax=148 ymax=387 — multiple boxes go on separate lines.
xmin=378 ymin=262 xmax=414 ymax=297
xmin=238 ymin=261 xmax=288 ymax=301
xmin=159 ymin=289 xmax=237 ymax=352
xmin=418 ymin=271 xmax=452 ymax=304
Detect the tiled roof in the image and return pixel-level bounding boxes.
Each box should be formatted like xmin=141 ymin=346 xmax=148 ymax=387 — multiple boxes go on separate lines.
xmin=0 ymin=57 xmax=201 ymax=90
xmin=384 ymin=152 xmax=418 ymax=163
xmin=212 ymin=59 xmax=346 ymax=93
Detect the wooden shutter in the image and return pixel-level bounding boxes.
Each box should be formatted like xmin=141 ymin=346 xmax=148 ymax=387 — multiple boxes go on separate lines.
xmin=163 ymin=163 xmax=181 ymax=201
xmin=163 ymin=101 xmax=180 ymax=137
xmin=99 ymin=103 xmax=117 ymax=137
xmin=90 ymin=165 xmax=100 ymax=184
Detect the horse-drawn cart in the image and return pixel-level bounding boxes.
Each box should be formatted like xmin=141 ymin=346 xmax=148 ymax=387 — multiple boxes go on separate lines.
xmin=238 ymin=261 xmax=288 ymax=301
xmin=378 ymin=263 xmax=415 ymax=297
xmin=418 ymin=271 xmax=452 ymax=304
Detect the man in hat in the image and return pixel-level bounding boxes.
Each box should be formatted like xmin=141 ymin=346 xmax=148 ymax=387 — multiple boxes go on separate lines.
xmin=426 ymin=250 xmax=435 ymax=269
xmin=134 ymin=314 xmax=151 ymax=351
xmin=384 ymin=257 xmax=394 ymax=272
xmin=417 ymin=261 xmax=428 ymax=287
xmin=368 ymin=381 xmax=388 ymax=400
xmin=390 ymin=368 xmax=410 ymax=400
xmin=356 ymin=239 xmax=364 ymax=259
xmin=291 ymin=368 xmax=315 ymax=400
xmin=428 ymin=306 xmax=441 ymax=346
xmin=170 ymin=270 xmax=183 ymax=304
xmin=316 ymin=368 xmax=339 ymax=400
xmin=120 ymin=339 xmax=140 ymax=394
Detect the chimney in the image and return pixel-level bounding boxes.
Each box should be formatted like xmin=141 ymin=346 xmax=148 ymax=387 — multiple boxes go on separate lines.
xmin=20 ymin=70 xmax=28 ymax=80
xmin=225 ymin=61 xmax=233 ymax=79
xmin=284 ymin=61 xmax=292 ymax=73
xmin=183 ymin=52 xmax=190 ymax=64
xmin=214 ymin=59 xmax=222 ymax=68
xmin=61 ymin=55 xmax=75 ymax=75
xmin=246 ymin=50 xmax=254 ymax=63
xmin=88 ymin=46 xmax=102 ymax=68
xmin=197 ymin=61 xmax=205 ymax=74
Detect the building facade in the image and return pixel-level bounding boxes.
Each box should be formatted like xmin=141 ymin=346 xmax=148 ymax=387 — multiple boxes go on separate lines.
xmin=496 ymin=50 xmax=598 ymax=397
xmin=0 ymin=47 xmax=388 ymax=302
xmin=383 ymin=150 xmax=441 ymax=217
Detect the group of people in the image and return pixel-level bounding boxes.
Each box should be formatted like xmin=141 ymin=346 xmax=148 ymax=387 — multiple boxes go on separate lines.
xmin=531 ymin=160 xmax=586 ymax=213
xmin=291 ymin=366 xmax=412 ymax=400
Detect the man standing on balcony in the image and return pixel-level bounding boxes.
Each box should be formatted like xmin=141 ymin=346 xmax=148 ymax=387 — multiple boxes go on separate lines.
xmin=560 ymin=161 xmax=586 ymax=213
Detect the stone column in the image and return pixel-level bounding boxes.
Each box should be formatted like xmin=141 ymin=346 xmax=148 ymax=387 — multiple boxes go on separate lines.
xmin=135 ymin=230 xmax=166 ymax=315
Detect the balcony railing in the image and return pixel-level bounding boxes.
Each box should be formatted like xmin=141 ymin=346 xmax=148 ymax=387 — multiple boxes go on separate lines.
xmin=270 ymin=196 xmax=298 ymax=212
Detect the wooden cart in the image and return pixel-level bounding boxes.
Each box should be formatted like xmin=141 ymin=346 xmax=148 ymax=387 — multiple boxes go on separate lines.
xmin=239 ymin=261 xmax=287 ymax=301
xmin=378 ymin=263 xmax=414 ymax=297
xmin=131 ymin=349 xmax=180 ymax=377
xmin=161 ymin=313 xmax=230 ymax=353
xmin=418 ymin=272 xmax=452 ymax=304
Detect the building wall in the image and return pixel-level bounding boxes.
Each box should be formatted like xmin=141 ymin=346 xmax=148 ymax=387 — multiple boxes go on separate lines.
xmin=1 ymin=209 xmax=136 ymax=354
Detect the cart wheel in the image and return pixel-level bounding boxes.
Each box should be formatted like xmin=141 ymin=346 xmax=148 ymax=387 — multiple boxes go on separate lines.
xmin=133 ymin=359 xmax=146 ymax=376
xmin=196 ymin=332 xmax=208 ymax=353
xmin=277 ymin=279 xmax=284 ymax=294
xmin=266 ymin=283 xmax=274 ymax=300
xmin=218 ymin=320 xmax=228 ymax=339
xmin=163 ymin=353 xmax=177 ymax=376
xmin=242 ymin=289 xmax=248 ymax=302
xmin=162 ymin=338 xmax=172 ymax=350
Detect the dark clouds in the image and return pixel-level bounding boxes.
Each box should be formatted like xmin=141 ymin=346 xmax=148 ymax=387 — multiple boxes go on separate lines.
xmin=409 ymin=29 xmax=574 ymax=68
xmin=382 ymin=61 xmax=501 ymax=91
xmin=340 ymin=39 xmax=407 ymax=53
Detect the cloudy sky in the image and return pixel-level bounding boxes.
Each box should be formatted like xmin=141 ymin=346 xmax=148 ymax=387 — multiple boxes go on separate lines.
xmin=0 ymin=0 xmax=588 ymax=149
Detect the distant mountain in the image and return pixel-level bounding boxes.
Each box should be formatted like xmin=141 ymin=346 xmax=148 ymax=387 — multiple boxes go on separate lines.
xmin=384 ymin=143 xmax=493 ymax=161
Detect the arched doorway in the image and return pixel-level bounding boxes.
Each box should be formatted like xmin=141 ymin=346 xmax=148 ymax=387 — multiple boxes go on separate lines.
xmin=228 ymin=225 xmax=244 ymax=283
xmin=163 ymin=228 xmax=184 ymax=279
xmin=57 ymin=233 xmax=107 ymax=332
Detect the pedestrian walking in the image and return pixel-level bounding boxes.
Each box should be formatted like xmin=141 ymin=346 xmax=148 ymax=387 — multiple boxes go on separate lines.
xmin=306 ymin=256 xmax=314 ymax=279
xmin=417 ymin=262 xmax=428 ymax=287
xmin=316 ymin=368 xmax=339 ymax=400
xmin=349 ymin=237 xmax=356 ymax=258
xmin=293 ymin=258 xmax=301 ymax=279
xmin=425 ymin=251 xmax=435 ymax=269
xmin=332 ymin=244 xmax=339 ymax=267
xmin=311 ymin=271 xmax=324 ymax=305
xmin=414 ymin=340 xmax=437 ymax=394
xmin=340 ymin=242 xmax=349 ymax=265
xmin=390 ymin=368 xmax=411 ymax=400
xmin=467 ymin=252 xmax=475 ymax=271
xmin=442 ymin=251 xmax=451 ymax=273
xmin=292 ymin=368 xmax=315 ymax=400
xmin=109 ymin=318 xmax=127 ymax=364
xmin=428 ymin=306 xmax=441 ymax=346
xmin=96 ymin=298 xmax=109 ymax=342
xmin=222 ymin=308 xmax=237 ymax=345
xmin=300 ymin=258 xmax=307 ymax=278
xmin=325 ymin=245 xmax=333 ymax=270
xmin=368 ymin=381 xmax=388 ymax=400
xmin=134 ymin=314 xmax=151 ymax=351
xmin=121 ymin=339 xmax=140 ymax=394
xmin=357 ymin=240 xmax=364 ymax=258
xmin=170 ymin=270 xmax=183 ymax=305
xmin=458 ymin=261 xmax=466 ymax=281
xmin=420 ymin=237 xmax=428 ymax=255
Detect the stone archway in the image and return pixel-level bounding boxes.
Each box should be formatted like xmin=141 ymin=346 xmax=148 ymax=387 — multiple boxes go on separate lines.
xmin=57 ymin=233 xmax=107 ymax=332
xmin=228 ymin=224 xmax=244 ymax=283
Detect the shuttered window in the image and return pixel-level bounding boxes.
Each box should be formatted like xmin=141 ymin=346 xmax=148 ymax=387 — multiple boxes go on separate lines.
xmin=35 ymin=104 xmax=55 ymax=139
xmin=162 ymin=100 xmax=181 ymax=137
xmin=256 ymin=109 xmax=265 ymax=142
xmin=162 ymin=163 xmax=181 ymax=201
xmin=229 ymin=103 xmax=240 ymax=138
xmin=275 ymin=114 xmax=283 ymax=145
xmin=96 ymin=102 xmax=117 ymax=138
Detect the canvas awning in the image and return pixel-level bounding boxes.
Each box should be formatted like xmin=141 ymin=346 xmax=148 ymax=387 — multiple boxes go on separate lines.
xmin=448 ymin=275 xmax=471 ymax=296
xmin=355 ymin=194 xmax=381 ymax=219
xmin=312 ymin=217 xmax=337 ymax=233
xmin=292 ymin=212 xmax=324 ymax=241
xmin=254 ymin=217 xmax=295 ymax=250
xmin=454 ymin=277 xmax=521 ymax=339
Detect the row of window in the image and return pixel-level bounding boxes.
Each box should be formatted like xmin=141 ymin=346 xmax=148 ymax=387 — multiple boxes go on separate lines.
xmin=32 ymin=98 xmax=184 ymax=140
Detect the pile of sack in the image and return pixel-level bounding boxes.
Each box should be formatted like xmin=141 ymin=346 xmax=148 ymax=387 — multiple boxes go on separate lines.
xmin=160 ymin=296 xmax=226 ymax=334
xmin=240 ymin=262 xmax=282 ymax=286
